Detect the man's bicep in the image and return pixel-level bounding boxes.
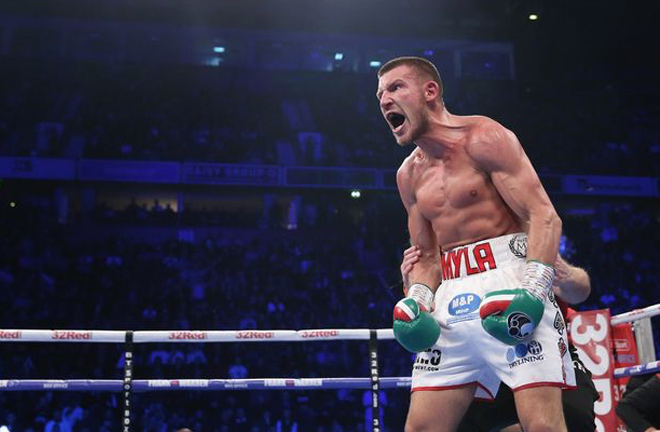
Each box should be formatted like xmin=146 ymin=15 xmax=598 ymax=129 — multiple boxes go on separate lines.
xmin=475 ymin=129 xmax=553 ymax=221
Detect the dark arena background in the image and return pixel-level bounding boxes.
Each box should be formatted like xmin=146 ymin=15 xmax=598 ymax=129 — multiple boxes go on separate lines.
xmin=0 ymin=1 xmax=658 ymax=431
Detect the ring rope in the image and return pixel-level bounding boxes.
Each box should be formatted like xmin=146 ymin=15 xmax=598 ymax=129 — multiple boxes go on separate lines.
xmin=0 ymin=328 xmax=395 ymax=343
xmin=0 ymin=377 xmax=413 ymax=392
xmin=613 ymin=360 xmax=660 ymax=378
xmin=0 ymin=304 xmax=657 ymax=343
xmin=3 ymin=360 xmax=660 ymax=393
xmin=610 ymin=303 xmax=660 ymax=325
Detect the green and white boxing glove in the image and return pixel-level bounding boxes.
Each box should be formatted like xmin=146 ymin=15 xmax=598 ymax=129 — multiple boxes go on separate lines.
xmin=479 ymin=260 xmax=555 ymax=345
xmin=393 ymin=283 xmax=441 ymax=353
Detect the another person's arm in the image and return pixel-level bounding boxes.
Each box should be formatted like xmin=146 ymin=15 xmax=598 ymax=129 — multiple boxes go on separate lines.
xmin=616 ymin=375 xmax=660 ymax=432
xmin=553 ymin=255 xmax=590 ymax=304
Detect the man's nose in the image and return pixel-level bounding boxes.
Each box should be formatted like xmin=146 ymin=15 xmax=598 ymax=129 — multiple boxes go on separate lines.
xmin=380 ymin=94 xmax=392 ymax=110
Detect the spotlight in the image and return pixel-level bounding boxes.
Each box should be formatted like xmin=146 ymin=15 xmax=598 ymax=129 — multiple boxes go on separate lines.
xmin=369 ymin=61 xmax=381 ymax=68
xmin=213 ymin=46 xmax=226 ymax=53
xmin=334 ymin=53 xmax=344 ymax=61
xmin=528 ymin=14 xmax=539 ymax=21
xmin=350 ymin=190 xmax=361 ymax=199
xmin=9 ymin=202 xmax=16 ymax=208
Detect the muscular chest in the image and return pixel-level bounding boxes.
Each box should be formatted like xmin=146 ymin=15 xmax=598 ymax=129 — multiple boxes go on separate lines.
xmin=413 ymin=161 xmax=490 ymax=219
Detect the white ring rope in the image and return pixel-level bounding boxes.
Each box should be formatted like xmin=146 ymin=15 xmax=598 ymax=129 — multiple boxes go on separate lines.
xmin=610 ymin=303 xmax=660 ymax=325
xmin=0 ymin=301 xmax=658 ymax=343
xmin=0 ymin=328 xmax=396 ymax=343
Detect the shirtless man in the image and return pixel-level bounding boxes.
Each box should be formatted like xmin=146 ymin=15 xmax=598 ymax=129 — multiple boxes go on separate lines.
xmin=378 ymin=57 xmax=575 ymax=432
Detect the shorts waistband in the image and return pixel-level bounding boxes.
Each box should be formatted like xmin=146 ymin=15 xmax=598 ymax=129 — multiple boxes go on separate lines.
xmin=440 ymin=233 xmax=527 ymax=281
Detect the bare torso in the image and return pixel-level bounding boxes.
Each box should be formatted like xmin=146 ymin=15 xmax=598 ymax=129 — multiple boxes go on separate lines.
xmin=400 ymin=116 xmax=523 ymax=251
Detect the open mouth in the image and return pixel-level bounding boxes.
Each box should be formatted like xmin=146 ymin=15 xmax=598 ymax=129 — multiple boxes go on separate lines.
xmin=387 ymin=113 xmax=406 ymax=129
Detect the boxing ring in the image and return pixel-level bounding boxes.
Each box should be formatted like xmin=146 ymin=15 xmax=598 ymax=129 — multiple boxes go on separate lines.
xmin=1 ymin=303 xmax=659 ymax=432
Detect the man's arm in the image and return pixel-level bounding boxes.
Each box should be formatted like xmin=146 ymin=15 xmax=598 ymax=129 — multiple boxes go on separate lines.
xmin=396 ymin=162 xmax=442 ymax=292
xmin=472 ymin=121 xmax=562 ymax=345
xmin=553 ymin=255 xmax=591 ymax=304
xmin=391 ymin=161 xmax=442 ymax=353
xmin=616 ymin=375 xmax=660 ymax=432
xmin=468 ymin=122 xmax=561 ymax=265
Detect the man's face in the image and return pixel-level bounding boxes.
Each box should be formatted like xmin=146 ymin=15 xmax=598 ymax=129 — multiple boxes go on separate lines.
xmin=377 ymin=65 xmax=429 ymax=146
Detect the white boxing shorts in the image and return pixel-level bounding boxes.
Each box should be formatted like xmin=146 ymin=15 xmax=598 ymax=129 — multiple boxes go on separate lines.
xmin=411 ymin=233 xmax=576 ymax=399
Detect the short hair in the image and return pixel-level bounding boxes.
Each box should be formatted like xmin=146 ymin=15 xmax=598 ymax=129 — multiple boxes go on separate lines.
xmin=377 ymin=56 xmax=443 ymax=99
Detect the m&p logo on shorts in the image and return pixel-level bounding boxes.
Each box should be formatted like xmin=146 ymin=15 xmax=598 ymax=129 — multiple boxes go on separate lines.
xmin=447 ymin=293 xmax=481 ymax=325
xmin=508 ymin=235 xmax=528 ymax=258
xmin=506 ymin=340 xmax=545 ymax=368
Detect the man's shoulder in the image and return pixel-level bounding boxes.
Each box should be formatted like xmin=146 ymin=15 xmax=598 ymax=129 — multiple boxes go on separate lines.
xmin=396 ymin=149 xmax=422 ymax=192
xmin=397 ymin=148 xmax=421 ymax=173
xmin=464 ymin=115 xmax=508 ymax=140
xmin=464 ymin=117 xmax=515 ymax=155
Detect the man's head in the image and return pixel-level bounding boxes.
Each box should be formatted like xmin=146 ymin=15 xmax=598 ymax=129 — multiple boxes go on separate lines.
xmin=376 ymin=57 xmax=444 ymax=146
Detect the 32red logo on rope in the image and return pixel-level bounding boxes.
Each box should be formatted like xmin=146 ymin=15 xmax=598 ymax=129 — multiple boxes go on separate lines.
xmin=300 ymin=330 xmax=339 ymax=338
xmin=236 ymin=331 xmax=274 ymax=339
xmin=0 ymin=330 xmax=21 ymax=339
xmin=52 ymin=331 xmax=92 ymax=340
xmin=168 ymin=331 xmax=207 ymax=340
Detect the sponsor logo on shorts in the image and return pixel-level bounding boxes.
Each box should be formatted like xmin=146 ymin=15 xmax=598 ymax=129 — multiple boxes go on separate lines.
xmin=447 ymin=293 xmax=481 ymax=324
xmin=557 ymin=337 xmax=568 ymax=358
xmin=507 ymin=312 xmax=534 ymax=340
xmin=508 ymin=235 xmax=528 ymax=258
xmin=506 ymin=340 xmax=545 ymax=368
xmin=548 ymin=291 xmax=559 ymax=309
xmin=413 ymin=348 xmax=441 ymax=373
xmin=554 ymin=312 xmax=565 ymax=335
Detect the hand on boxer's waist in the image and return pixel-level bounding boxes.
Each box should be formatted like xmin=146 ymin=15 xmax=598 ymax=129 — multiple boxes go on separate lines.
xmin=479 ymin=260 xmax=555 ymax=345
xmin=393 ymin=283 xmax=441 ymax=353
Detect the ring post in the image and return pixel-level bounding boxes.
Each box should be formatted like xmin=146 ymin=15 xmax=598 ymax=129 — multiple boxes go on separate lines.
xmin=369 ymin=329 xmax=380 ymax=432
xmin=122 ymin=331 xmax=133 ymax=432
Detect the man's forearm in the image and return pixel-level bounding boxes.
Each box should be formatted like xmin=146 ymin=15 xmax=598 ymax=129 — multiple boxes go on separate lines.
xmin=409 ymin=256 xmax=442 ymax=294
xmin=526 ymin=210 xmax=562 ymax=266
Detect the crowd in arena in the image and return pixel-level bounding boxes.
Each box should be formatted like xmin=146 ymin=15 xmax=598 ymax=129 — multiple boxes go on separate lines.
xmin=0 ymin=187 xmax=658 ymax=430
xmin=1 ymin=58 xmax=658 ymax=176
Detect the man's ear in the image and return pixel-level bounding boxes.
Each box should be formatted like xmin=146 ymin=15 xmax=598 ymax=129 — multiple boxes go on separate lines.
xmin=424 ymin=81 xmax=440 ymax=101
